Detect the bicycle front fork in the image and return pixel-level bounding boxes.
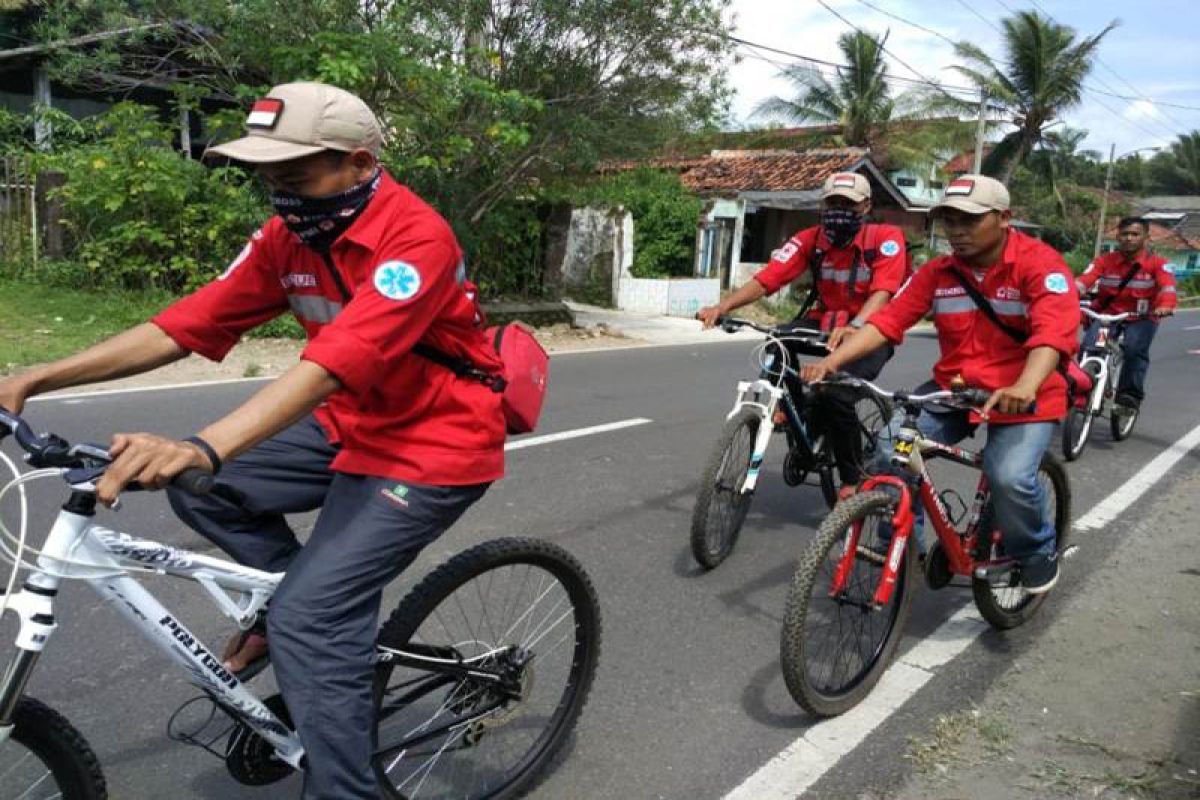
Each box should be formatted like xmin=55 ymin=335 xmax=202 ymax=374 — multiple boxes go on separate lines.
xmin=0 ymin=572 xmax=60 ymax=739
xmin=830 ymin=475 xmax=915 ymax=608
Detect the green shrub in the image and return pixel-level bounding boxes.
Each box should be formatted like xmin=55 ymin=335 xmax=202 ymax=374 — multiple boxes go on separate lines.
xmin=553 ymin=168 xmax=702 ymax=278
xmin=37 ymin=103 xmax=268 ymax=292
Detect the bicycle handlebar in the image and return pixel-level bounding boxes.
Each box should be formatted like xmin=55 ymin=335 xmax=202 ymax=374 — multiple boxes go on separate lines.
xmin=820 ymin=373 xmax=993 ymax=410
xmin=713 ymin=315 xmax=829 ymax=343
xmin=1080 ymin=306 xmax=1130 ymax=323
xmin=0 ymin=406 xmax=215 ymax=496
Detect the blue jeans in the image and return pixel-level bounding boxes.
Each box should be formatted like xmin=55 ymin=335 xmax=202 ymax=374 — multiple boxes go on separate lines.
xmin=874 ymin=407 xmax=1057 ymax=563
xmin=1082 ymin=318 xmax=1157 ymax=402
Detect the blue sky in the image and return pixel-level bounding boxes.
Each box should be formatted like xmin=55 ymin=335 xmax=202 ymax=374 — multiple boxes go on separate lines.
xmin=724 ymin=0 xmax=1200 ymax=158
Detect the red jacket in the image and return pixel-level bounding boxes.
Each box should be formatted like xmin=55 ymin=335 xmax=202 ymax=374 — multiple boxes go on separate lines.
xmin=1076 ymin=249 xmax=1177 ymax=320
xmin=753 ymin=223 xmax=909 ymax=318
xmin=154 ymin=171 xmax=505 ymax=485
xmin=869 ymin=230 xmax=1080 ymax=423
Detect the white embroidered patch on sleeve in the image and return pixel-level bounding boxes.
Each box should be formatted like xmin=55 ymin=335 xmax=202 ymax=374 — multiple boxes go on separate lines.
xmin=1044 ymin=273 xmax=1069 ymax=294
xmin=879 ymin=239 xmax=900 ymax=257
xmin=374 ymin=261 xmax=422 ymax=301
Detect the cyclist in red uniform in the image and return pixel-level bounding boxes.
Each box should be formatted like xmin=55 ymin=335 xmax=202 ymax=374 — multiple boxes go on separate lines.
xmin=802 ymin=175 xmax=1079 ymax=593
xmin=698 ymin=172 xmax=908 ymax=492
xmin=1076 ymin=216 xmax=1177 ymax=411
xmin=0 ymin=82 xmax=504 ymax=800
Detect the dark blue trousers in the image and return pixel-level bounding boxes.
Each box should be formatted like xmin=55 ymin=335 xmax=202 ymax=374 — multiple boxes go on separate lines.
xmin=167 ymin=415 xmax=489 ymax=799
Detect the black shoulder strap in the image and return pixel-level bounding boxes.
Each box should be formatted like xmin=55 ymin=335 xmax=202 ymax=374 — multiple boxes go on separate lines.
xmin=793 ymin=244 xmax=824 ymax=319
xmin=948 ymin=269 xmax=1029 ymax=344
xmin=1094 ymin=258 xmax=1142 ymax=311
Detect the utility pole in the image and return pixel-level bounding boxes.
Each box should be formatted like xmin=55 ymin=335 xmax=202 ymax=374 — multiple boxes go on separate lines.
xmin=1093 ymin=142 xmax=1116 ymax=259
xmin=972 ymin=86 xmax=988 ymax=174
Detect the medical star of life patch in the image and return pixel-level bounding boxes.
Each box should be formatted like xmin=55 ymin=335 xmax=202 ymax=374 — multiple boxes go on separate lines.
xmin=1044 ymin=273 xmax=1069 ymax=294
xmin=879 ymin=239 xmax=901 ymax=257
xmin=373 ymin=261 xmax=422 ymax=301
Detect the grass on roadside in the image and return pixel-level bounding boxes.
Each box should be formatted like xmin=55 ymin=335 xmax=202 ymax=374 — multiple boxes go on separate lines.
xmin=0 ymin=279 xmax=304 ymax=373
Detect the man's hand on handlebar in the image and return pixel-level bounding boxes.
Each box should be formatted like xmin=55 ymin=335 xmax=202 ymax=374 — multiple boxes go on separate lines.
xmin=981 ymin=382 xmax=1038 ymax=418
xmin=96 ymin=433 xmax=214 ymax=507
xmin=800 ymin=357 xmax=840 ymax=384
xmin=0 ymin=376 xmax=32 ymax=416
xmin=1153 ymin=307 xmax=1174 ymax=319
xmin=696 ymin=305 xmax=725 ymax=329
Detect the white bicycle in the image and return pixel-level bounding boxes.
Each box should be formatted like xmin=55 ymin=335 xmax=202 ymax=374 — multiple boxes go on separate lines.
xmin=0 ymin=408 xmax=600 ymax=799
xmin=1062 ymin=307 xmax=1134 ymax=461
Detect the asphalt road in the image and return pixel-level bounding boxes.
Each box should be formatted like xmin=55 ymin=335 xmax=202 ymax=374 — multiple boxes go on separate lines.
xmin=4 ymin=314 xmax=1198 ymax=799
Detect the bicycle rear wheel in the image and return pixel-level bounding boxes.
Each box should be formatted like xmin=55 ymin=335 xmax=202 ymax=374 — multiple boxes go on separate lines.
xmin=0 ymin=696 xmax=106 ymax=800
xmin=972 ymin=454 xmax=1071 ymax=629
xmin=780 ymin=491 xmax=915 ymax=717
xmin=372 ymin=538 xmax=600 ymax=800
xmin=690 ymin=409 xmax=761 ymax=569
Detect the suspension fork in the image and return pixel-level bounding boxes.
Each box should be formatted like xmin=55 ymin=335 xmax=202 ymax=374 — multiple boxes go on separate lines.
xmin=828 ymin=475 xmax=915 ymax=607
xmin=0 ymin=571 xmax=61 ymax=736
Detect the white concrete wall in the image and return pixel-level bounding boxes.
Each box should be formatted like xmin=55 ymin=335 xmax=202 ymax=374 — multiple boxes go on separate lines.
xmin=617 ymin=277 xmax=720 ymax=317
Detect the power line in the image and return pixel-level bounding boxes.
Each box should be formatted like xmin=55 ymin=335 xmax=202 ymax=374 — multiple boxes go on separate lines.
xmin=813 ymin=0 xmax=968 ymax=106
xmin=953 ymin=0 xmax=1003 ymax=35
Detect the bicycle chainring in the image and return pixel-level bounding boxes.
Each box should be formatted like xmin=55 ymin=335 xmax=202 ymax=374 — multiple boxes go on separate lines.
xmin=226 ymin=693 xmax=297 ymax=786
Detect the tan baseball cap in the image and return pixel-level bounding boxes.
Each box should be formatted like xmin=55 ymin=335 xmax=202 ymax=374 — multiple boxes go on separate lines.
xmin=932 ymin=174 xmax=1010 ymax=215
xmin=205 ymin=82 xmax=383 ymax=164
xmin=821 ymin=172 xmax=871 ymax=202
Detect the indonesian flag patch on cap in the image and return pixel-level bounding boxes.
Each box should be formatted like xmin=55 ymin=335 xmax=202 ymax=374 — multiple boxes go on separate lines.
xmin=832 ymin=173 xmax=857 ymax=188
xmin=946 ymin=178 xmax=975 ymax=196
xmin=247 ymin=98 xmax=285 ymax=129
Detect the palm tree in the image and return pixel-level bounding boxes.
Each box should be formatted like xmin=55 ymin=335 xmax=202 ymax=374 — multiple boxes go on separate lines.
xmin=952 ymin=11 xmax=1116 ymax=183
xmin=753 ymin=30 xmax=898 ymax=147
xmin=1168 ymin=131 xmax=1200 ymax=191
xmin=1031 ymin=126 xmax=1100 ymax=216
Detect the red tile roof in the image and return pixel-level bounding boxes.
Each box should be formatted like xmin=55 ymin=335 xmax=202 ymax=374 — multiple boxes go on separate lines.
xmin=600 ymin=148 xmax=870 ymax=194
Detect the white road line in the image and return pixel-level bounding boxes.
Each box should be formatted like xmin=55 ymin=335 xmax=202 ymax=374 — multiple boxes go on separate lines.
xmin=505 ymin=418 xmax=651 ymax=451
xmin=1074 ymin=420 xmax=1200 ymax=531
xmin=30 ymin=377 xmax=272 ymax=403
xmin=724 ymin=418 xmax=1200 ymax=799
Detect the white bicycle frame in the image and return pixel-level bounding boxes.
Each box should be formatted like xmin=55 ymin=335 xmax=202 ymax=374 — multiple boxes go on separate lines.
xmin=1078 ymin=311 xmax=1127 ymax=417
xmin=0 ymin=503 xmax=304 ymax=767
xmin=726 ymin=377 xmax=784 ymax=495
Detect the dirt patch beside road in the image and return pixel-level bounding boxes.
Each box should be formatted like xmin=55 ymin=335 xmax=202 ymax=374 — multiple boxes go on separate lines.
xmin=887 ymin=470 xmax=1200 ymax=800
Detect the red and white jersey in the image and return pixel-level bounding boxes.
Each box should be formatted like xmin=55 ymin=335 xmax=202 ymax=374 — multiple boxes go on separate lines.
xmin=1076 ymin=249 xmax=1177 ymax=320
xmin=154 ymin=171 xmax=505 ymax=485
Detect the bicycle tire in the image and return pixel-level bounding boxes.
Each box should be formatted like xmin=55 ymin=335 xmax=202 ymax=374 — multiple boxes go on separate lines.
xmin=1061 ymin=406 xmax=1092 ymax=461
xmin=690 ymin=409 xmax=761 ymax=569
xmin=971 ymin=454 xmax=1071 ymax=629
xmin=372 ymin=537 xmax=601 ymax=800
xmin=1110 ymin=402 xmax=1138 ymax=440
xmin=780 ymin=491 xmax=916 ymax=717
xmin=0 ymin=696 xmax=107 ymax=800
xmin=818 ymin=465 xmax=837 ymax=510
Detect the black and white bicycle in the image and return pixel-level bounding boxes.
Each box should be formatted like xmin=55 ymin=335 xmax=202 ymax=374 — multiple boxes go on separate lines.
xmin=689 ymin=317 xmax=891 ymax=570
xmin=1062 ymin=306 xmax=1135 ymax=461
xmin=0 ymin=408 xmax=600 ymax=800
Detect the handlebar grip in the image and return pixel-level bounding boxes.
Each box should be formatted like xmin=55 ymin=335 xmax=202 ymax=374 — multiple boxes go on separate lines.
xmin=959 ymin=388 xmax=992 ymax=407
xmin=172 ymin=468 xmax=215 ymax=496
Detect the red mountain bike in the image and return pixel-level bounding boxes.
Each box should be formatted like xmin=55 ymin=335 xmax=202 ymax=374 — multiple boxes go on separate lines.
xmin=780 ymin=376 xmax=1073 ymax=717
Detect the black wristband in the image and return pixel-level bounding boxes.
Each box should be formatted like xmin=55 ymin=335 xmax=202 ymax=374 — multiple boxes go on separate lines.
xmin=184 ymin=435 xmax=222 ymax=475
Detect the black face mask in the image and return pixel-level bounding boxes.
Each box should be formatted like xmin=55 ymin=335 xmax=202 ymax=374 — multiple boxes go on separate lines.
xmin=821 ymin=208 xmax=865 ymax=248
xmin=270 ymin=169 xmax=383 ymax=252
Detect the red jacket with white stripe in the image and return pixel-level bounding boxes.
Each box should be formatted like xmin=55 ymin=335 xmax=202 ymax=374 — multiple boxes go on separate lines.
xmin=868 ymin=230 xmax=1080 ymax=423
xmin=1075 ymin=249 xmax=1177 ymax=320
xmin=752 ymin=223 xmax=909 ymax=318
xmin=153 ymin=171 xmax=506 ymax=485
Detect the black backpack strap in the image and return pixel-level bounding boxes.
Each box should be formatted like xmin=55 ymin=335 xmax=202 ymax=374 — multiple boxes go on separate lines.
xmin=793 ymin=244 xmax=824 ymax=321
xmin=948 ymin=269 xmax=1029 ymax=344
xmin=1094 ymin=259 xmax=1142 ymax=311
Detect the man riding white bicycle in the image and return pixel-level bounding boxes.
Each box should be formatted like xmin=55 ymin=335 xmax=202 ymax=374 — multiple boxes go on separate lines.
xmin=0 ymin=83 xmax=505 ymax=799
xmin=1076 ymin=216 xmax=1177 ymax=413
xmin=698 ymin=172 xmax=909 ymax=496
xmin=802 ymin=175 xmax=1079 ymax=593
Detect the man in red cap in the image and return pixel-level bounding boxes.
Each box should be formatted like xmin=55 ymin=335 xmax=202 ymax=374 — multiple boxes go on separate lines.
xmin=0 ymin=82 xmax=505 ymax=799
xmin=698 ymin=171 xmax=909 ymax=493
xmin=1076 ymin=216 xmax=1177 ymax=411
xmin=802 ymin=175 xmax=1079 ymax=593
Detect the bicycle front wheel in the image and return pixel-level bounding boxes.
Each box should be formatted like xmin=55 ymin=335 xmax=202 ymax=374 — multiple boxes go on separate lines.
xmin=690 ymin=409 xmax=762 ymax=569
xmin=0 ymin=697 xmax=106 ymax=800
xmin=1061 ymin=406 xmax=1093 ymax=461
xmin=780 ymin=491 xmax=916 ymax=717
xmin=372 ymin=538 xmax=601 ymax=800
